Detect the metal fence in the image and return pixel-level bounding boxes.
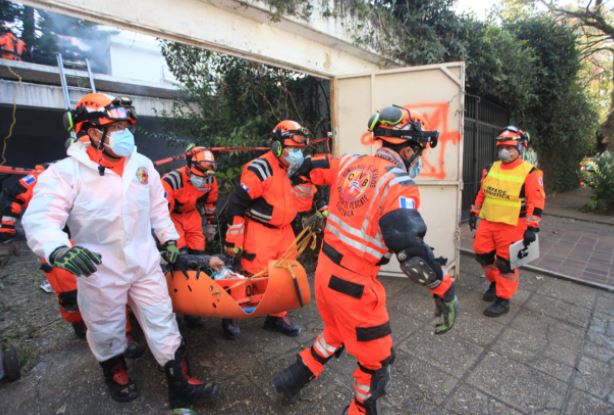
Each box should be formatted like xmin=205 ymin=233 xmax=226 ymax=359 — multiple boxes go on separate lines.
xmin=462 ymin=95 xmax=509 ymax=220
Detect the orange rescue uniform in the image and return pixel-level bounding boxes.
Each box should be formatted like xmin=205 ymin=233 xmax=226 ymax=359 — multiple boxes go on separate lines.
xmin=162 ymin=166 xmax=218 ymax=253
xmin=0 ymin=32 xmax=26 ymax=61
xmin=225 ymin=151 xmax=298 ymax=318
xmin=296 ymin=149 xmax=453 ymax=415
xmin=472 ymin=157 xmax=546 ymax=299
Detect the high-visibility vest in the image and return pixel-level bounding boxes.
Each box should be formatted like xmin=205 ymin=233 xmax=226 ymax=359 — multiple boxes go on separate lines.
xmin=0 ymin=33 xmax=26 ymax=61
xmin=479 ymin=160 xmax=534 ymax=226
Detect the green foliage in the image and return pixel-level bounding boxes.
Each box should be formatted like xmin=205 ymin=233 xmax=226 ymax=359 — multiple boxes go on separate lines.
xmin=581 ymin=151 xmax=614 ymax=212
xmin=159 ymin=41 xmax=330 ymax=193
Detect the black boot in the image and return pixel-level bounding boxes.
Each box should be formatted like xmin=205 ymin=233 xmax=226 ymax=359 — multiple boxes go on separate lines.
xmin=272 ymin=358 xmax=314 ymax=402
xmin=482 ymin=282 xmax=496 ymax=302
xmin=164 ymin=342 xmax=219 ymax=410
xmin=222 ymin=319 xmax=240 ymax=340
xmin=100 ymin=354 xmax=139 ymax=403
xmin=483 ymin=297 xmax=510 ymax=317
xmin=71 ymin=321 xmax=87 ymax=339
xmin=184 ymin=315 xmax=204 ymax=328
xmin=264 ymin=316 xmax=300 ymax=337
xmin=124 ymin=331 xmax=146 ymax=359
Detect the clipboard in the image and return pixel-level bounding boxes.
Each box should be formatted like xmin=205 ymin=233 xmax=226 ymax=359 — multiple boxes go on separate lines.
xmin=509 ymin=234 xmax=540 ymax=269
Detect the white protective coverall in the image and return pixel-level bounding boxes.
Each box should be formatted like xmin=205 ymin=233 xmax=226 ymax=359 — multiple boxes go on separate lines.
xmin=23 ymin=141 xmax=182 ymax=364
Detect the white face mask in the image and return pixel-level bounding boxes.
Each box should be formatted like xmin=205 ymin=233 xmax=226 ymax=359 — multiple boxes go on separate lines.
xmin=498 ymin=148 xmax=517 ymax=163
xmin=284 ymin=148 xmax=304 ymax=176
xmin=408 ymin=157 xmax=423 ymax=178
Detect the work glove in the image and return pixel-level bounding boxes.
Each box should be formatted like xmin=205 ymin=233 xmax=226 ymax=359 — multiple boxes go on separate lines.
xmin=523 ymin=227 xmax=538 ymax=247
xmin=50 ymin=245 xmax=102 ymax=277
xmin=161 ymin=240 xmax=180 ymax=264
xmin=205 ymin=223 xmax=217 ymax=242
xmin=433 ymin=283 xmax=458 ymax=335
xmin=224 ymin=245 xmax=242 ymax=258
xmin=468 ymin=212 xmax=477 ymax=231
xmin=302 ymin=211 xmax=326 ymax=233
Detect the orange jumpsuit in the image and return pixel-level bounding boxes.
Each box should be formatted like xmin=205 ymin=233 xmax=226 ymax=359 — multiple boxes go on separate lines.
xmin=225 ymin=151 xmax=298 ymax=318
xmin=0 ymin=168 xmax=83 ymax=324
xmin=472 ymin=157 xmax=545 ymax=299
xmin=296 ymin=149 xmax=453 ymax=415
xmin=162 ymin=166 xmax=218 ymax=253
xmin=0 ymin=32 xmax=26 ymax=61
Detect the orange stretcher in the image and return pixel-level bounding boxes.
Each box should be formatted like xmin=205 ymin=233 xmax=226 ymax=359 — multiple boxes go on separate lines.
xmin=165 ymin=259 xmax=311 ymax=319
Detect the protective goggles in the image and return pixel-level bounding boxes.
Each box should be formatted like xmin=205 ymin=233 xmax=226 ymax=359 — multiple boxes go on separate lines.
xmin=496 ymin=126 xmax=528 ymax=142
xmin=278 ymin=128 xmax=310 ymax=147
xmin=368 ymin=106 xmax=406 ymax=130
xmin=369 ymin=106 xmax=439 ymax=148
xmin=190 ymin=162 xmax=216 ymax=177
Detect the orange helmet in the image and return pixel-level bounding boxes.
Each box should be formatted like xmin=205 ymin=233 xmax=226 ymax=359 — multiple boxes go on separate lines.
xmin=366 ymin=105 xmax=439 ymax=149
xmin=186 ymin=145 xmax=216 ymax=177
xmin=65 ymin=93 xmax=137 ymax=134
xmin=272 ymin=120 xmax=310 ymax=148
xmin=496 ymin=126 xmax=529 ymax=148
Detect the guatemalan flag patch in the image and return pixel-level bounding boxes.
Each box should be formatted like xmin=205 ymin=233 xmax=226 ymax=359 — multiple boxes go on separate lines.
xmin=23 ymin=175 xmax=36 ymax=185
xmin=399 ymin=196 xmax=416 ymax=209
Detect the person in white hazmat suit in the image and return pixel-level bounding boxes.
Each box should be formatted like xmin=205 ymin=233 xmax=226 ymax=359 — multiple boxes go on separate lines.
xmin=22 ymin=93 xmax=220 ymax=411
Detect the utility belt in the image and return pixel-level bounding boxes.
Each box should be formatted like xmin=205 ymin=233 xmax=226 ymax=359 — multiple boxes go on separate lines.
xmin=321 ymin=241 xmax=382 ymax=278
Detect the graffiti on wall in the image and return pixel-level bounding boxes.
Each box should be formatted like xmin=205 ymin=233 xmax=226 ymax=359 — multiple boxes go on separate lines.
xmin=406 ymin=102 xmax=461 ymax=180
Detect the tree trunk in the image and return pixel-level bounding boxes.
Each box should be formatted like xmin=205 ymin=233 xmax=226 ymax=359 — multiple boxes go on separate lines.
xmin=602 ymin=52 xmax=614 ymax=153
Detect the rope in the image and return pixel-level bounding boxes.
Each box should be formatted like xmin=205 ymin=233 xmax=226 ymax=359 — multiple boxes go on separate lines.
xmin=1 ymin=64 xmax=21 ymax=165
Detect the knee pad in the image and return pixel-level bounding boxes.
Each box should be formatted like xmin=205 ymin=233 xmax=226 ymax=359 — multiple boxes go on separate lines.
xmin=475 ymin=251 xmax=495 ymax=266
xmin=58 ymin=290 xmax=79 ymax=312
xmin=357 ymin=351 xmax=394 ymax=415
xmin=495 ymin=257 xmax=513 ymax=274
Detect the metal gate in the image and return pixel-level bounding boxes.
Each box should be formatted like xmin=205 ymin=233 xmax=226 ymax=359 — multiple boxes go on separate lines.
xmin=462 ymin=95 xmax=509 ymax=220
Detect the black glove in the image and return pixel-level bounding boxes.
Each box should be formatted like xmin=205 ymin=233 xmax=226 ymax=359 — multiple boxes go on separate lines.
xmin=433 ymin=283 xmax=458 ymax=335
xmin=50 ymin=245 xmax=102 ymax=277
xmin=468 ymin=212 xmax=477 ymax=231
xmin=523 ymin=227 xmax=538 ymax=247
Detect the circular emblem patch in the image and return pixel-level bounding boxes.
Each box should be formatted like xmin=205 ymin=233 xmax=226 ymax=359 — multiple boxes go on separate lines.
xmin=339 ymin=167 xmax=373 ymax=203
xmin=136 ymin=167 xmax=149 ymax=185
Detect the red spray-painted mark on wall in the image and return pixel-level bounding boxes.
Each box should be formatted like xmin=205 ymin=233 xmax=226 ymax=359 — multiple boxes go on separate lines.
xmin=406 ymin=102 xmax=461 ymax=180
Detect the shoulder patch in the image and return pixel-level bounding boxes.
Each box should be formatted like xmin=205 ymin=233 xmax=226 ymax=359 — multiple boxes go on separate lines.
xmin=399 ymin=196 xmax=416 ymax=209
xmin=247 ymin=158 xmax=272 ymax=182
xmin=23 ymin=175 xmax=36 ymax=185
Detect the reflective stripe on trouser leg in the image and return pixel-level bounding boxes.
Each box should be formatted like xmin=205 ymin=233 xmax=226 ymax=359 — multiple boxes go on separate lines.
xmin=299 ymin=332 xmax=343 ymax=377
xmin=348 ymin=358 xmax=392 ymax=415
xmin=495 ymin=270 xmax=519 ymax=299
xmin=127 ymin=269 xmax=182 ymax=366
xmin=482 ymin=264 xmax=499 ymax=283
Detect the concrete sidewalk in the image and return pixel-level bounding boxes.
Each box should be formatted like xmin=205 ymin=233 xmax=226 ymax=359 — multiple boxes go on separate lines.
xmin=1 ymin=255 xmax=612 ymax=414
xmin=462 ymin=187 xmax=614 ymax=290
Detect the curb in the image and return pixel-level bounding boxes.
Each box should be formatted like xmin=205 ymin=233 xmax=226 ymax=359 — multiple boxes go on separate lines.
xmin=543 ymin=212 xmax=614 ymax=226
xmin=459 ymin=247 xmax=614 ymax=293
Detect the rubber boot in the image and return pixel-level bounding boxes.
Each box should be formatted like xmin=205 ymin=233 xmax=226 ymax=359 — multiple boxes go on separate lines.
xmin=72 ymin=321 xmax=87 ymax=339
xmin=483 ymin=297 xmax=510 ymax=317
xmin=100 ymin=354 xmax=139 ymax=402
xmin=264 ymin=316 xmax=300 ymax=337
xmin=164 ymin=342 xmax=219 ymax=410
xmin=221 ymin=319 xmax=240 ymax=340
xmin=482 ymin=282 xmax=496 ymax=302
xmin=272 ymin=357 xmax=314 ymax=402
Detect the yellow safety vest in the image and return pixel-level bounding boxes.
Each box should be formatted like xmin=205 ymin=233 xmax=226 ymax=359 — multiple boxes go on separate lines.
xmin=479 ymin=160 xmax=534 ymax=226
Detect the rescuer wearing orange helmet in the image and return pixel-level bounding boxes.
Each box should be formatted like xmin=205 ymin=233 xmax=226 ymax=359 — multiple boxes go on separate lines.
xmin=469 ymin=126 xmax=545 ymax=317
xmin=0 ymin=25 xmax=26 ymax=61
xmin=272 ymin=105 xmax=458 ymax=415
xmin=223 ymin=120 xmax=309 ymax=338
xmin=162 ymin=145 xmax=219 ymax=254
xmin=22 ymin=92 xmax=219 ymax=409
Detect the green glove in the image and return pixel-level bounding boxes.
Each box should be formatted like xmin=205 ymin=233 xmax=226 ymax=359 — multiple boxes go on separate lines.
xmin=433 ymin=283 xmax=458 ymax=335
xmin=50 ymin=245 xmax=102 ymax=277
xmin=162 ymin=240 xmax=180 ymax=264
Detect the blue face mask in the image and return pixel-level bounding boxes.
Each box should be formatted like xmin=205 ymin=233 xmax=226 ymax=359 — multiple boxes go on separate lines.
xmin=107 ymin=128 xmax=135 ymax=157
xmin=284 ymin=148 xmax=304 ymax=175
xmin=408 ymin=157 xmax=422 ymax=179
xmin=189 ymin=174 xmax=209 ymax=191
